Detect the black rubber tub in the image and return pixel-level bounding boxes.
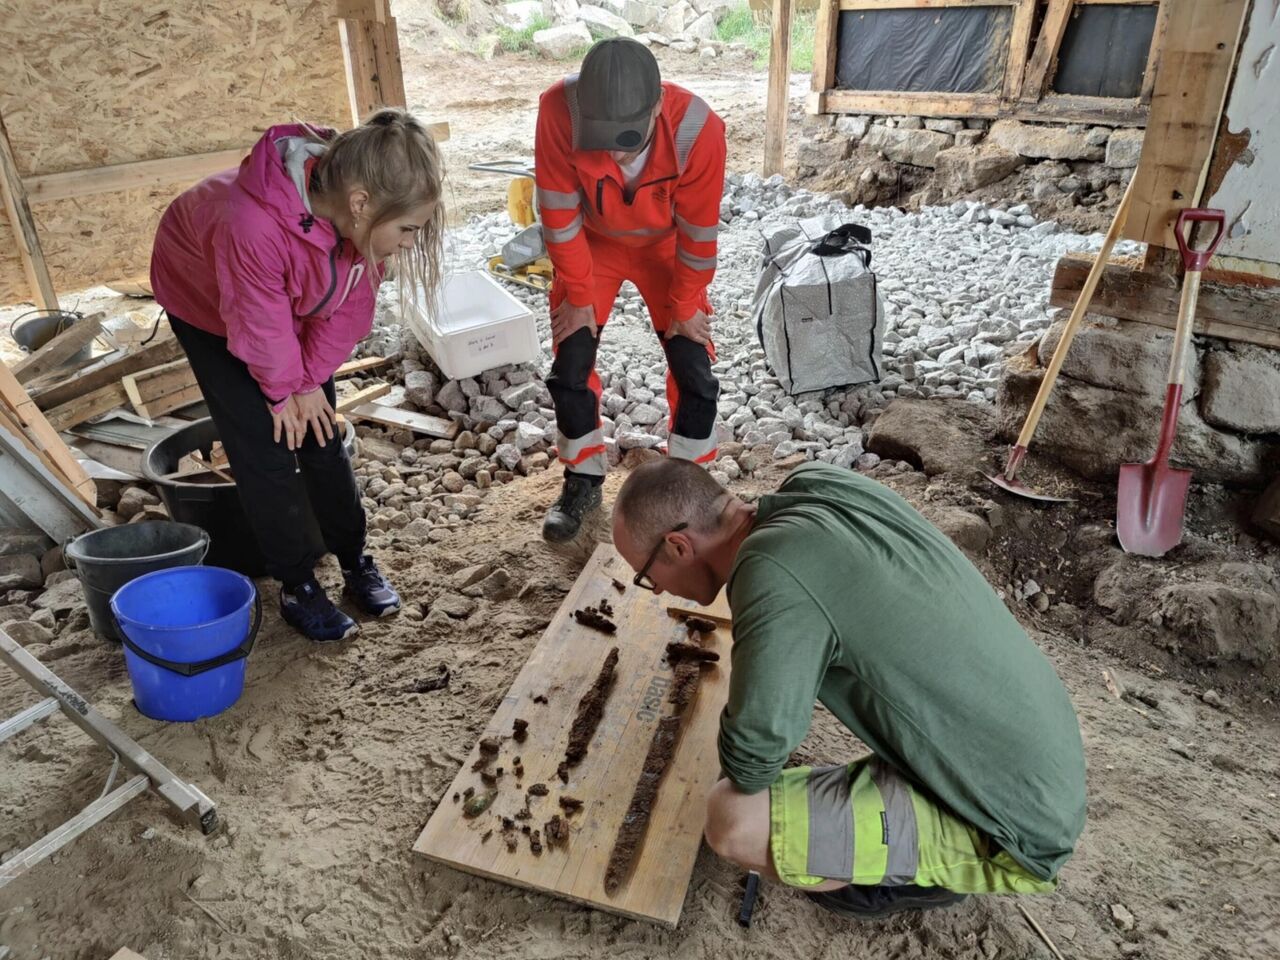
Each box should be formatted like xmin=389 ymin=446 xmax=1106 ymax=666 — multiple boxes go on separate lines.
xmin=142 ymin=417 xmax=356 ymax=579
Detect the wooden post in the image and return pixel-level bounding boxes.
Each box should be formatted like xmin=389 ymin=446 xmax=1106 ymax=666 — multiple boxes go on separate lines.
xmin=1019 ymin=0 xmax=1075 ymax=103
xmin=338 ymin=0 xmax=406 ymax=127
xmin=0 ymin=110 xmax=58 ymax=311
xmin=807 ymin=0 xmax=838 ymax=116
xmin=763 ymin=0 xmax=794 ymax=177
xmin=1124 ymin=0 xmax=1251 ymax=252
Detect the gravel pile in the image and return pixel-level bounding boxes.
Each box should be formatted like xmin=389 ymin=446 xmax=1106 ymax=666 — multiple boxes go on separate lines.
xmin=353 ymin=173 xmax=1141 ymax=535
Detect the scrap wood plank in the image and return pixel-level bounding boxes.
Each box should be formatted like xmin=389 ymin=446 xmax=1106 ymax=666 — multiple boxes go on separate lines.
xmin=335 ymin=356 xmax=392 ymax=378
xmin=346 ymin=403 xmax=458 ymax=439
xmin=32 ymin=336 xmax=184 ymax=411
xmin=667 ymin=589 xmax=732 ymax=629
xmin=413 ymin=544 xmax=731 ymax=927
xmin=43 ymin=383 xmax=130 ymax=432
xmin=120 ymin=360 xmax=200 ymax=420
xmin=0 ymin=109 xmax=58 ymax=310
xmin=336 ymin=381 xmax=392 ymax=413
xmin=11 ymin=313 xmax=104 ymax=385
xmin=0 ymin=361 xmax=97 ymax=506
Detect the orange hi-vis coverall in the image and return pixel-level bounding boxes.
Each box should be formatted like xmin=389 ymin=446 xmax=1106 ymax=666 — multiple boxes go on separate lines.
xmin=535 ymin=77 xmax=726 ymax=477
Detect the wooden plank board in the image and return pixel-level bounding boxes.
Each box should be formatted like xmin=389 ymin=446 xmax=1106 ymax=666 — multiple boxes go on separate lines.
xmin=22 ymin=149 xmax=247 ymax=204
xmin=1019 ymin=0 xmax=1075 ymax=103
xmin=667 ymin=589 xmax=733 ymax=628
xmin=31 ymin=337 xmax=184 ymax=411
xmin=335 ymin=356 xmax=392 ymax=378
xmin=345 ymin=403 xmax=458 ymax=439
xmin=120 ymin=359 xmax=199 ymax=420
xmin=0 ymin=422 xmax=100 ymax=540
xmin=1123 ymin=0 xmax=1251 ymax=250
xmin=11 ymin=313 xmax=103 ymax=384
xmin=0 ymin=360 xmax=97 ymax=505
xmin=413 ymin=544 xmax=731 ymax=928
xmin=336 ymin=382 xmax=392 ymax=413
xmin=44 ymin=383 xmax=130 ymax=432
xmin=0 ymin=110 xmax=57 ymax=310
xmin=1050 ymin=253 xmax=1280 ymax=348
xmin=763 ymin=0 xmax=794 ymax=177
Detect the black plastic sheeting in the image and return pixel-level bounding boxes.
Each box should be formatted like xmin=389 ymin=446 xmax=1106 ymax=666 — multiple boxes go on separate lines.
xmin=835 ymin=6 xmax=1012 ymax=94
xmin=1053 ymin=4 xmax=1158 ymax=99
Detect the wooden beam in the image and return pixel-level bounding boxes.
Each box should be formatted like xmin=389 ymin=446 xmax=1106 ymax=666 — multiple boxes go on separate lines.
xmin=823 ymin=90 xmax=1002 ymax=117
xmin=1017 ymin=94 xmax=1148 ymax=126
xmin=809 ymin=0 xmax=839 ymax=114
xmin=0 ymin=361 xmax=98 ymax=506
xmin=335 ymin=0 xmax=389 ymax=21
xmin=372 ymin=15 xmax=406 ymax=110
xmin=11 ymin=314 xmax=103 ymax=385
xmin=763 ymin=0 xmax=794 ymax=177
xmin=43 ymin=383 xmax=130 ymax=433
xmin=838 ymin=0 xmax=1015 ymax=8
xmin=1139 ymin=0 xmax=1172 ymax=105
xmin=1002 ymin=0 xmax=1038 ymax=102
xmin=1123 ymin=0 xmax=1250 ymax=251
xmin=0 ymin=111 xmax=58 ymax=311
xmin=336 ymin=382 xmax=392 ymax=413
xmin=22 ymin=149 xmax=247 ymax=205
xmin=1020 ymin=0 xmax=1076 ymax=103
xmin=31 ymin=337 xmax=184 ymax=411
xmin=120 ymin=360 xmax=200 ymax=421
xmin=1050 ymin=253 xmax=1280 ymax=348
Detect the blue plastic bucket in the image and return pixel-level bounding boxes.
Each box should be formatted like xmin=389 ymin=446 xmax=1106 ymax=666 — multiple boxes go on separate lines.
xmin=110 ymin=566 xmax=261 ymax=722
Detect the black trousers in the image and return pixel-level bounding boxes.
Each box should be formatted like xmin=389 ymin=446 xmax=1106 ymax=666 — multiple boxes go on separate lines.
xmin=169 ymin=315 xmax=366 ymax=588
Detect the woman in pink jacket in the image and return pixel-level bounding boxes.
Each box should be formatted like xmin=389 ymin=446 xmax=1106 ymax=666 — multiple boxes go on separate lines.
xmin=151 ymin=109 xmax=444 ymax=642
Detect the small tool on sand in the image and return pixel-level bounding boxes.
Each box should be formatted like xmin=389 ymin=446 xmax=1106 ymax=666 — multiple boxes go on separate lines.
xmin=1117 ymin=208 xmax=1225 ymax=557
xmin=988 ymin=176 xmax=1136 ymax=502
xmin=738 ymin=870 xmax=761 ymax=928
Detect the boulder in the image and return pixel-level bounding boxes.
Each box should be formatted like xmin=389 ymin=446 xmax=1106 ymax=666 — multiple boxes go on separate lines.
xmin=5 ymin=620 xmax=54 ymax=647
xmin=997 ymin=361 xmax=1277 ymax=485
xmin=866 ymin=399 xmax=994 ymax=477
xmin=796 ymin=137 xmax=851 ymax=169
xmin=862 ymin=125 xmax=953 ymax=168
xmin=689 ymin=0 xmax=736 ymax=20
xmin=550 ymin=0 xmax=580 ymax=19
xmin=1037 ymin=317 xmax=1199 ymax=399
xmin=1157 ymin=581 xmax=1279 ymax=666
xmin=533 ymin=22 xmax=593 ymax=58
xmin=835 ymin=116 xmax=869 ymax=140
xmin=988 ymin=119 xmax=1104 ymax=161
xmin=934 ymin=145 xmax=1024 ymax=191
xmin=600 ymin=0 xmax=658 ymax=28
xmin=954 ymin=129 xmax=985 ymax=148
xmin=500 ymin=0 xmax=545 ymax=29
xmin=682 ymin=11 xmax=717 ymax=41
xmin=116 ymin=486 xmax=160 ymax=521
xmin=1105 ymin=128 xmax=1146 ymax=168
xmin=1200 ymin=344 xmax=1280 ymax=434
xmin=577 ymin=5 xmax=634 ymax=38
xmin=404 ymin=370 xmax=438 ymax=408
xmin=32 ymin=577 xmax=85 ymax=618
xmin=919 ymin=504 xmax=991 ymax=556
xmin=658 ymin=0 xmax=694 ymax=37
xmin=0 ymin=530 xmax=50 ymax=558
xmin=923 ymin=118 xmax=965 ymax=134
xmin=0 ymin=554 xmax=43 ymax=592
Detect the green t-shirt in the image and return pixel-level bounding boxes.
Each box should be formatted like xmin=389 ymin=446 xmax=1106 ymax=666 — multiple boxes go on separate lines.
xmin=719 ymin=462 xmax=1086 ymax=881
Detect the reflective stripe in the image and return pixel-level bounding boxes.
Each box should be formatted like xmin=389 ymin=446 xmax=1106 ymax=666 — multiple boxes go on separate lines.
xmin=556 ymin=430 xmax=607 ymax=476
xmin=544 ymin=212 xmax=584 ymax=244
xmin=564 ymin=75 xmax=581 ymax=149
xmin=675 ymin=214 xmax=718 ymax=243
xmin=666 ymin=432 xmax=717 ymax=464
xmin=537 ymin=187 xmax=581 ymax=210
xmin=870 ymin=761 xmax=920 ymax=886
xmin=677 ymin=247 xmax=717 ymax=272
xmin=674 ymin=95 xmax=710 ymax=174
xmin=805 ymin=765 xmax=854 ymax=880
xmin=589 ymin=221 xmax=670 ymax=239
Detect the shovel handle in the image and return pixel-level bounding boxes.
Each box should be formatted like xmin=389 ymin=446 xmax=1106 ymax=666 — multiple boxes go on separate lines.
xmin=1174 ymin=209 xmax=1225 ymax=273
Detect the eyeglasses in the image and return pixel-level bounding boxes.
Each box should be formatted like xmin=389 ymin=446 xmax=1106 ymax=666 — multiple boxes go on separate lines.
xmin=633 ymin=522 xmax=688 ymax=592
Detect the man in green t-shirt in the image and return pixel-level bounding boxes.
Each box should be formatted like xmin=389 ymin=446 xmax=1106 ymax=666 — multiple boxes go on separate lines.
xmin=612 ymin=458 xmax=1086 ymax=919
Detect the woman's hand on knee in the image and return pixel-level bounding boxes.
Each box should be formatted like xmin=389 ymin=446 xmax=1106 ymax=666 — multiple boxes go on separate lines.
xmin=293 ymin=388 xmax=338 ymax=446
xmin=268 ymin=395 xmax=306 ymax=451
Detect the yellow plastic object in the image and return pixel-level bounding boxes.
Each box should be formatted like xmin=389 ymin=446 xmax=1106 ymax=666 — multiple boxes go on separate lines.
xmin=507 ymin=179 xmax=537 ymax=228
xmin=487 ymin=254 xmax=553 ymax=292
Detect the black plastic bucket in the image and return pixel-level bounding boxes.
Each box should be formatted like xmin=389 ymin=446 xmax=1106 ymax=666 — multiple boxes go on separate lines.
xmin=12 ymin=311 xmax=94 ymax=365
xmin=141 ymin=417 xmax=355 ymax=579
xmin=65 ymin=520 xmax=210 ymax=641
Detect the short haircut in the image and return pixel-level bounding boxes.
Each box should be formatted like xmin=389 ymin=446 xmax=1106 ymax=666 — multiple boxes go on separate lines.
xmin=615 ymin=459 xmax=728 ymax=551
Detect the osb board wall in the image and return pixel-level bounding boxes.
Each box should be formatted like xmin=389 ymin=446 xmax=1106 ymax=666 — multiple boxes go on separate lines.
xmin=0 ymin=0 xmax=349 ymax=305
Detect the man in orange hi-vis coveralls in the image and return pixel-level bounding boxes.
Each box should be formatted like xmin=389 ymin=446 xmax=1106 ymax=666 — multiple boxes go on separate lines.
xmin=534 ymin=37 xmax=727 ymax=542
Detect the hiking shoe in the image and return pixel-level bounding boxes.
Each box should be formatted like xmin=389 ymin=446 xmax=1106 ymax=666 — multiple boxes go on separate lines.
xmin=280 ymin=580 xmax=359 ymax=643
xmin=542 ymin=473 xmax=603 ymax=542
xmin=342 ymin=554 xmax=401 ymax=617
xmin=807 ymin=884 xmax=968 ymax=920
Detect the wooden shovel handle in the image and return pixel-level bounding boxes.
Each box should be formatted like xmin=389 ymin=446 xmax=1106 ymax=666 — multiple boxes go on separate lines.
xmin=1014 ymin=176 xmax=1137 ymax=449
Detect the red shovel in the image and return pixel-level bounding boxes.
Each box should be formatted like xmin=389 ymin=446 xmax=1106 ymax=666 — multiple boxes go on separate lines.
xmin=1116 ymin=208 xmax=1225 ymax=557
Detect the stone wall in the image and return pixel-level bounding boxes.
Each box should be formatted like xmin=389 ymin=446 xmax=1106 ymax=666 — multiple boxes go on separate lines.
xmin=798 ymin=114 xmax=1143 ymax=228
xmin=996 ymin=316 xmax=1280 ymax=487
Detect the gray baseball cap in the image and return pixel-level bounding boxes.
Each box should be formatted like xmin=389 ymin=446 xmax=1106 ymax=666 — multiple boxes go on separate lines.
xmin=575 ymin=39 xmax=662 ymax=152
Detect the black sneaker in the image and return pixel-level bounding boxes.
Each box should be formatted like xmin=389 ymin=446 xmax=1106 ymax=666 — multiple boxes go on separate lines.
xmin=542 ymin=473 xmax=603 ymax=542
xmin=807 ymin=884 xmax=968 ymax=920
xmin=342 ymin=554 xmax=401 ymax=617
xmin=280 ymin=580 xmax=359 ymax=643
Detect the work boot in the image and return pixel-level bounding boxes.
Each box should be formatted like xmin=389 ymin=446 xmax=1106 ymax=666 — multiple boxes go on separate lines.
xmin=542 ymin=473 xmax=603 ymax=542
xmin=280 ymin=579 xmax=359 ymax=643
xmin=806 ymin=884 xmax=967 ymax=921
xmin=342 ymin=554 xmax=401 ymax=617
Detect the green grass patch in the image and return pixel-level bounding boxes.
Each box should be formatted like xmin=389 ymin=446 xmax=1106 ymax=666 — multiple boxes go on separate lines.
xmin=714 ymin=4 xmax=816 ymax=72
xmin=496 ymin=13 xmax=552 ymax=53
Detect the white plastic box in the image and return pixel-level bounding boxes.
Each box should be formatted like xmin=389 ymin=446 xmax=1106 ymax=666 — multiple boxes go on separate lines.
xmin=406 ymin=270 xmax=541 ymax=381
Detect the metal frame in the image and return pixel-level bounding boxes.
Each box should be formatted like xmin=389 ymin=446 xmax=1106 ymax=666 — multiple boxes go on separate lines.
xmin=809 ymin=0 xmax=1166 ymax=126
xmin=0 ymin=628 xmax=218 ymax=891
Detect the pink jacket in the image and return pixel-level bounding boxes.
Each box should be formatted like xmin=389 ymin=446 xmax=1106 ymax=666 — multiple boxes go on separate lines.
xmin=151 ymin=124 xmax=382 ymax=406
